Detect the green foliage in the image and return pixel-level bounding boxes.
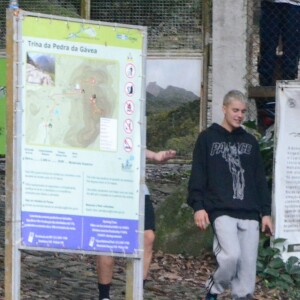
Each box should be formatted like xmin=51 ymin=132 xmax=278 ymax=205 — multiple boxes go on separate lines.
xmin=147 ymin=99 xmax=199 ymax=156
xmin=257 ymin=236 xmax=300 ymax=296
xmin=258 ymin=125 xmax=275 ymax=188
xmin=165 ymin=134 xmax=198 ymax=157
xmin=243 ymin=122 xmax=274 ymax=189
xmin=19 ymin=0 xmax=80 ymax=17
xmin=91 ymin=0 xmax=202 ymax=24
xmin=242 ymin=123 xmax=300 ymax=297
xmin=154 ymin=178 xmax=213 ymax=256
xmin=0 ymin=0 xmax=80 ymax=49
xmin=146 ymin=87 xmax=199 ymax=114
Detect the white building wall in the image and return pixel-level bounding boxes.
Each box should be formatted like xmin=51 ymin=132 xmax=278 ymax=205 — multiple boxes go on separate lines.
xmin=212 ymin=0 xmax=248 ymax=124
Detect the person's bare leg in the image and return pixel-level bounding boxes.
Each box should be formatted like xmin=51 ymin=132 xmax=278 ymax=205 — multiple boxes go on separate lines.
xmin=144 ymin=229 xmax=155 ymax=280
xmin=97 ymin=255 xmax=114 ymax=283
xmin=97 ymin=256 xmax=114 ymax=299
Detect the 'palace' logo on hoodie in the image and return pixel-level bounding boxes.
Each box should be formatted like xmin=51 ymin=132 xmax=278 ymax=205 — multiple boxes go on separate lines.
xmin=210 ymin=142 xmax=252 ymax=200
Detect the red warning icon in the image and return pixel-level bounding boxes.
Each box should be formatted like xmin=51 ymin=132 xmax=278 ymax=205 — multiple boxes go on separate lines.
xmin=124 ymin=100 xmax=134 ymax=115
xmin=124 ymin=137 xmax=133 ymax=152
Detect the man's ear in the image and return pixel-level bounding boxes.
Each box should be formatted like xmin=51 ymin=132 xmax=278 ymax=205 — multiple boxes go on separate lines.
xmin=222 ymin=105 xmax=226 ymax=114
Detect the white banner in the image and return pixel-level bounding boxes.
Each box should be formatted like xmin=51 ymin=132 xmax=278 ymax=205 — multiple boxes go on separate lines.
xmin=273 ymin=81 xmax=300 ymax=261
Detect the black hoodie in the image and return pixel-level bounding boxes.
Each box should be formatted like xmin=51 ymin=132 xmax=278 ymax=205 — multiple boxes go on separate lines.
xmin=187 ymin=123 xmax=271 ymax=224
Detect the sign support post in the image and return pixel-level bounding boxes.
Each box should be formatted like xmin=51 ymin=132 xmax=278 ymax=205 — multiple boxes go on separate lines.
xmin=5 ymin=9 xmax=147 ymax=300
xmin=5 ymin=8 xmax=22 ymax=300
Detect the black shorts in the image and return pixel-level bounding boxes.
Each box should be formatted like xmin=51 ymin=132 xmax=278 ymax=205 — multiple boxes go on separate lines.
xmin=144 ymin=195 xmax=155 ymax=231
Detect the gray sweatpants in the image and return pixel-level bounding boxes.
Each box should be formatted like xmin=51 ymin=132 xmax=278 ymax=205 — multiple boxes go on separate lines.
xmin=206 ymin=215 xmax=259 ymax=300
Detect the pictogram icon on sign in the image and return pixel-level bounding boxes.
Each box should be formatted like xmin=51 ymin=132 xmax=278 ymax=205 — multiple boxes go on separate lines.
xmin=124 ymin=100 xmax=134 ymax=115
xmin=124 ymin=119 xmax=134 ymax=134
xmin=124 ymin=137 xmax=133 ymax=152
xmin=125 ymin=82 xmax=135 ymax=97
xmin=125 ymin=63 xmax=136 ymax=78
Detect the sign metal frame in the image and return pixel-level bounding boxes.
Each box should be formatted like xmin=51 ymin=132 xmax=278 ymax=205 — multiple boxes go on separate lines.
xmin=5 ymin=9 xmax=147 ymax=300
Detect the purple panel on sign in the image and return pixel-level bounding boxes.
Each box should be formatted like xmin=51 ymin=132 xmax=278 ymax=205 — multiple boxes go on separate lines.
xmin=82 ymin=216 xmax=139 ymax=254
xmin=22 ymin=211 xmax=82 ymax=250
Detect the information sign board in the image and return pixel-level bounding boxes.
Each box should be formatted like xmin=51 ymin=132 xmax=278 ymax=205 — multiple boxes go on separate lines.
xmin=16 ymin=12 xmax=146 ymax=256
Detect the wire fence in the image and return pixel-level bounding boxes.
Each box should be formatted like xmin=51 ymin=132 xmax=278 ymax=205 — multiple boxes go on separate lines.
xmin=0 ymin=1 xmax=81 ymax=49
xmin=0 ymin=0 xmax=202 ymax=52
xmin=1 ymin=0 xmax=299 ymax=129
xmin=90 ymin=0 xmax=202 ymax=51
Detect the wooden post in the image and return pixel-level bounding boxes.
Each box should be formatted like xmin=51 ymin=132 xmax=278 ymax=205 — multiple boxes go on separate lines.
xmin=125 ymin=258 xmax=143 ymax=300
xmin=125 ymin=260 xmax=134 ymax=299
xmin=5 ymin=9 xmax=21 ymax=300
xmin=200 ymin=0 xmax=212 ymax=131
xmin=81 ymin=0 xmax=91 ymax=20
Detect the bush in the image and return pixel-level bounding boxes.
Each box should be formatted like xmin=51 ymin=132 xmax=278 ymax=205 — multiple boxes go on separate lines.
xmin=154 ymin=178 xmax=213 ymax=256
xmin=244 ymin=122 xmax=300 ymax=297
xmin=257 ymin=236 xmax=300 ymax=297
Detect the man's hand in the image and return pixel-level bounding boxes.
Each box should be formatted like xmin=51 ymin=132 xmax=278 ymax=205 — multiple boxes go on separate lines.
xmin=146 ymin=149 xmax=176 ymax=162
xmin=194 ymin=209 xmax=210 ymax=231
xmin=261 ymin=215 xmax=273 ymax=236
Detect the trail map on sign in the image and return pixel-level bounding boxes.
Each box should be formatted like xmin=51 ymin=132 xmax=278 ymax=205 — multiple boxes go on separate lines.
xmin=25 ymin=56 xmax=119 ymax=150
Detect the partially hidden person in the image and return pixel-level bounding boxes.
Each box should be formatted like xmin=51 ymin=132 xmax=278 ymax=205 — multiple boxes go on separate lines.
xmin=97 ymin=149 xmax=176 ymax=300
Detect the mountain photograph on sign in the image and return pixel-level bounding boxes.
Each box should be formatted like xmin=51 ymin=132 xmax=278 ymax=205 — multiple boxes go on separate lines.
xmin=146 ymin=58 xmax=201 ymax=113
xmin=146 ymin=58 xmax=201 ymax=157
xmin=146 ymin=81 xmax=199 ymax=114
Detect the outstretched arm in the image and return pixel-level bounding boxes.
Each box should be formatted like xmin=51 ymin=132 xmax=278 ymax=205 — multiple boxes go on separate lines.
xmin=146 ymin=149 xmax=176 ymax=162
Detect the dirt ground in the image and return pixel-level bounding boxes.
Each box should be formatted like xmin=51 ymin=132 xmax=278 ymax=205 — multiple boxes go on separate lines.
xmin=0 ymin=161 xmax=287 ymax=299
